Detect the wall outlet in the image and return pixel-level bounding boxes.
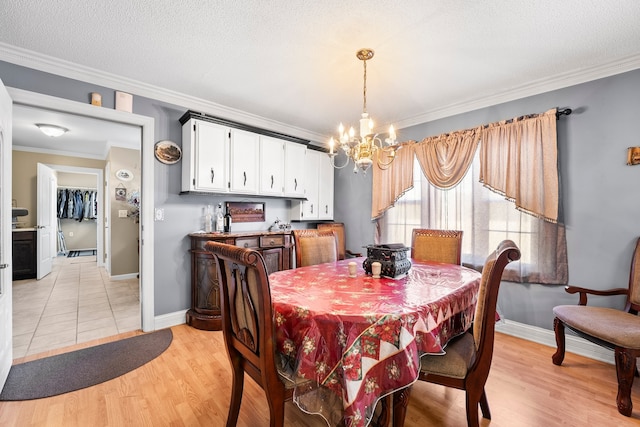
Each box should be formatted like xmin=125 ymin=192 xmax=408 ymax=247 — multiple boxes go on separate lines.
xmin=154 ymin=208 xmax=164 ymax=221
xmin=118 ymin=210 xmax=128 ymax=218
xmin=68 ymin=231 xmax=74 ymax=237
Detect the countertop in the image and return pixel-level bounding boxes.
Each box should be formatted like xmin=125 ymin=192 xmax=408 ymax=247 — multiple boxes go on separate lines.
xmin=189 ymin=230 xmax=292 ymax=238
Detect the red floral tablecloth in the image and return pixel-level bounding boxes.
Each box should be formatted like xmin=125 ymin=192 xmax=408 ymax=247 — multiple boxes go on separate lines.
xmin=270 ymin=258 xmax=482 ymax=427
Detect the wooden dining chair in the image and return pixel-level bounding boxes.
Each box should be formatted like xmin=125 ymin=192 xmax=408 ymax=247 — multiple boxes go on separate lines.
xmin=552 ymin=237 xmax=640 ymax=417
xmin=292 ymin=229 xmax=339 ymax=267
xmin=205 ymin=241 xmax=298 ymax=427
xmin=410 ymin=228 xmax=463 ymax=264
xmin=317 ymin=222 xmax=362 ymax=260
xmin=409 ymin=240 xmax=521 ymax=427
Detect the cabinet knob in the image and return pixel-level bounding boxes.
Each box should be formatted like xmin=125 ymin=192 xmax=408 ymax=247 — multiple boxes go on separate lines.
xmin=243 ymin=171 xmax=247 ymax=186
xmin=244 ymin=243 xmax=249 ymax=248
xmin=269 ymin=239 xmax=275 ymax=245
xmin=271 ymin=175 xmax=274 ymax=188
xmin=210 ymin=168 xmax=215 ymax=183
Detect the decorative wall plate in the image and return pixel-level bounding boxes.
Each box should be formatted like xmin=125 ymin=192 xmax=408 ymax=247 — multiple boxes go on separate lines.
xmin=154 ymin=140 xmax=182 ymax=164
xmin=115 ymin=169 xmax=134 ymax=181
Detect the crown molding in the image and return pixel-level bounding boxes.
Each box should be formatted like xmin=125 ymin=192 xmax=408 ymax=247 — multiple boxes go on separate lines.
xmin=3 ymin=43 xmax=640 ymax=137
xmin=0 ymin=43 xmax=326 ymax=143
xmin=395 ymin=53 xmax=640 ymax=130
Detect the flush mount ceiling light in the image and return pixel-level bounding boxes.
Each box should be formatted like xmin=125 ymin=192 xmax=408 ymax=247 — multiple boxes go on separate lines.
xmin=36 ymin=123 xmax=69 ymax=137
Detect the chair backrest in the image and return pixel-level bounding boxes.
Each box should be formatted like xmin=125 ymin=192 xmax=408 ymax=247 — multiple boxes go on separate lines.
xmin=411 ymin=229 xmax=463 ymax=264
xmin=626 ymin=237 xmax=640 ymax=309
xmin=205 ymin=241 xmax=280 ymax=389
xmin=471 ymin=240 xmax=521 ymax=374
xmin=292 ymin=229 xmax=339 ymax=267
xmin=317 ymin=222 xmax=347 ymax=260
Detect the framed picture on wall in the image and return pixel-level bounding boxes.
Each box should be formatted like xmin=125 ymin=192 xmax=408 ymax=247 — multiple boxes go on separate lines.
xmin=115 ymin=186 xmax=127 ymax=201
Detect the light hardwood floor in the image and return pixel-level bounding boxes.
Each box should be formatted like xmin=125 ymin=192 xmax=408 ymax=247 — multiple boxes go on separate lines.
xmin=1 ymin=325 xmax=639 ymax=426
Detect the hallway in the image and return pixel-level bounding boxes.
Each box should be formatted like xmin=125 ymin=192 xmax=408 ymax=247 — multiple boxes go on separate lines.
xmin=11 ymin=254 xmax=140 ymax=358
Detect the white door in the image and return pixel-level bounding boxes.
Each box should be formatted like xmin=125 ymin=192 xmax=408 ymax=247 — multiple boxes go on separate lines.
xmin=104 ymin=162 xmax=111 ymax=274
xmin=0 ymin=79 xmax=13 ymax=390
xmin=36 ymin=162 xmax=55 ymax=279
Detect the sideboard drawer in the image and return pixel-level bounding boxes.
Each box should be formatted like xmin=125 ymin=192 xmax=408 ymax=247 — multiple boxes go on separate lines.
xmin=260 ymin=235 xmax=285 ymax=248
xmin=236 ymin=237 xmax=260 ymax=249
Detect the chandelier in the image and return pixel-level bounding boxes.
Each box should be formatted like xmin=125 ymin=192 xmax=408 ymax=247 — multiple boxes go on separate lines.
xmin=328 ymin=48 xmax=399 ymax=173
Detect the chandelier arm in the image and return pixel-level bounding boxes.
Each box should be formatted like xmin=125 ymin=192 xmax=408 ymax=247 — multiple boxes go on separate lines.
xmin=329 ymin=154 xmax=352 ymax=169
xmin=375 ymin=146 xmax=398 ymax=168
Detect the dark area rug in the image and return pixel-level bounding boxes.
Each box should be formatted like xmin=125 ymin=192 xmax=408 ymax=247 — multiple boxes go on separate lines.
xmin=0 ymin=328 xmax=173 ymax=401
xmin=67 ymin=249 xmax=96 ymax=257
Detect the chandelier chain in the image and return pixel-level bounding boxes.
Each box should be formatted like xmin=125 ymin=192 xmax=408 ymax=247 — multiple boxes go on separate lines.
xmin=362 ymin=59 xmax=367 ymax=114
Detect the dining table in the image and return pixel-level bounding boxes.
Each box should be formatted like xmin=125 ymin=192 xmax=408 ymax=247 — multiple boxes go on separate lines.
xmin=269 ymin=257 xmax=482 ymax=427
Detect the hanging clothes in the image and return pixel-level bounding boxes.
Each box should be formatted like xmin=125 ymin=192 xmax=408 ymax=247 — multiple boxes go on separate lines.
xmin=57 ymin=188 xmax=98 ymax=221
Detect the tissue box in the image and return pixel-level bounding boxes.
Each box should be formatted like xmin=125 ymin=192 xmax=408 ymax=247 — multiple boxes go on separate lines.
xmin=362 ymin=244 xmax=411 ymax=278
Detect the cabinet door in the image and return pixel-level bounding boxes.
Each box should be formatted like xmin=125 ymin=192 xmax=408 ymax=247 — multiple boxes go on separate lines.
xmin=259 ymin=136 xmax=285 ymax=196
xmin=261 ymin=247 xmax=283 ymax=275
xmin=318 ymin=153 xmax=334 ymax=220
xmin=194 ymin=120 xmax=229 ymax=192
xmin=302 ymin=150 xmax=320 ymax=220
xmin=284 ymin=142 xmax=306 ymax=197
xmin=230 ymin=129 xmax=259 ymax=194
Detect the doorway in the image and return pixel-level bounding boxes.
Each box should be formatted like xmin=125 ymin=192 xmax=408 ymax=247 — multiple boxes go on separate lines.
xmin=8 ymin=87 xmax=155 ymax=358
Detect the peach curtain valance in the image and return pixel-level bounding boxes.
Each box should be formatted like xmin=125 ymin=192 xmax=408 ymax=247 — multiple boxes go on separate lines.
xmin=479 ymin=109 xmax=559 ymax=223
xmin=371 ymin=141 xmax=415 ymax=220
xmin=414 ymin=128 xmax=481 ymax=190
xmin=372 ymin=108 xmax=560 ymax=223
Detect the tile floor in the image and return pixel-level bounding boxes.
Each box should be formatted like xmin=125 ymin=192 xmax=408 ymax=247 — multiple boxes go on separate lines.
xmin=12 ymin=254 xmax=140 ymax=359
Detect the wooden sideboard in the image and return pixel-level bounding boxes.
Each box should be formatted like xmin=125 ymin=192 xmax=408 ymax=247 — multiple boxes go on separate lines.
xmin=187 ymin=231 xmax=293 ymax=330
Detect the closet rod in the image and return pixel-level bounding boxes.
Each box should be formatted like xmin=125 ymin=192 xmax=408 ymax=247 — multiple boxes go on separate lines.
xmin=58 ymin=186 xmax=97 ymax=190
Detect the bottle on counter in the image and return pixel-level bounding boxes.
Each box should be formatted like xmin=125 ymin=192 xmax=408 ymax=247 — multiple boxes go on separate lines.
xmin=223 ymin=202 xmax=232 ymax=232
xmin=204 ymin=205 xmax=212 ymax=233
xmin=215 ymin=203 xmax=224 ymax=232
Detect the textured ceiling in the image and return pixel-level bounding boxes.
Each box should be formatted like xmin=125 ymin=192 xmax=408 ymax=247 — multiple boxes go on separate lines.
xmin=2 ymin=0 xmax=640 ymax=146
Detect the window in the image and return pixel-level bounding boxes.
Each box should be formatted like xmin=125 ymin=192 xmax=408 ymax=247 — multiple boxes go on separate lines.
xmin=380 ymin=152 xmax=566 ymax=284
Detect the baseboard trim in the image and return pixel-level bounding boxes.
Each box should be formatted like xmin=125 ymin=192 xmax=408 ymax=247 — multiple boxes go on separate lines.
xmin=154 ymin=310 xmax=188 ymax=331
xmin=110 ymin=273 xmax=138 ymax=281
xmin=496 ymin=319 xmax=614 ymax=364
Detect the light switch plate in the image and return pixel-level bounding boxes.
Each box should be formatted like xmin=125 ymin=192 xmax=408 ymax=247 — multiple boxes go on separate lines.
xmin=118 ymin=210 xmax=128 ymax=218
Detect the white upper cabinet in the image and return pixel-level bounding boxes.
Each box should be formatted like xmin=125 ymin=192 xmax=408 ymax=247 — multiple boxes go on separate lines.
xmin=290 ymin=149 xmax=334 ymax=221
xmin=180 ymin=111 xmax=311 ymax=199
xmin=284 ymin=141 xmax=306 ymax=198
xmin=317 ymin=153 xmax=334 ymax=220
xmin=259 ymin=136 xmax=285 ymax=196
xmin=229 ymin=129 xmax=259 ymax=194
xmin=181 ymin=118 xmax=229 ymax=192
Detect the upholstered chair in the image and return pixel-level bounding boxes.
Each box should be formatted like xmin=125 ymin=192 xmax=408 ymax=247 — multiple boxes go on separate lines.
xmin=292 ymin=229 xmax=339 ymax=267
xmin=317 ymin=222 xmax=362 ymax=260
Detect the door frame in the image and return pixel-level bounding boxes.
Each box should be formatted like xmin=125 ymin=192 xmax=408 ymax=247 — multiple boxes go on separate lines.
xmin=8 ymin=87 xmax=156 ymax=332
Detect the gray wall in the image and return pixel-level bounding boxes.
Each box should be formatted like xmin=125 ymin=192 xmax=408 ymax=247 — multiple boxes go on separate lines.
xmin=334 ymin=69 xmax=640 ymax=331
xmin=3 ymin=59 xmax=639 ymax=331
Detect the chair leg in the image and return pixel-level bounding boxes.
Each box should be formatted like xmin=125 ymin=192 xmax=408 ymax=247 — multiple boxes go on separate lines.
xmin=226 ymin=359 xmax=245 ymax=427
xmin=552 ymin=317 xmax=566 ymax=366
xmin=479 ymin=388 xmax=491 ymax=420
xmin=615 ymin=347 xmax=636 ymax=417
xmin=263 ymin=385 xmax=286 ymax=427
xmin=465 ymin=390 xmax=481 ymax=427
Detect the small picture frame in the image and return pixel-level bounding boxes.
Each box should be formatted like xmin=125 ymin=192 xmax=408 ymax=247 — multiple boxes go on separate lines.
xmin=115 ymin=186 xmax=127 ymax=201
xmin=115 ymin=91 xmax=133 ymax=113
xmin=227 ymin=202 xmax=266 ymax=223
